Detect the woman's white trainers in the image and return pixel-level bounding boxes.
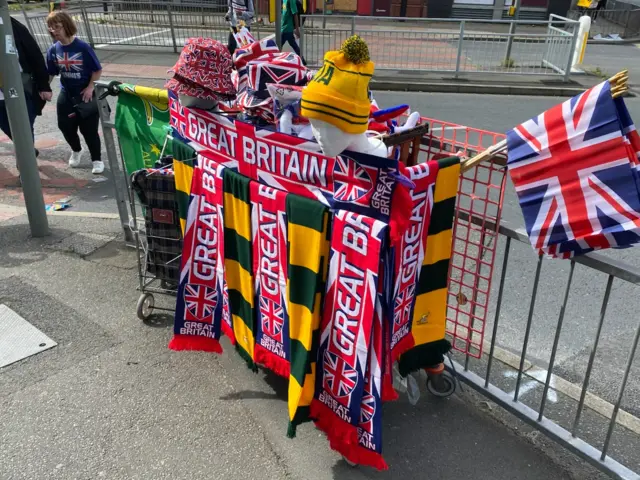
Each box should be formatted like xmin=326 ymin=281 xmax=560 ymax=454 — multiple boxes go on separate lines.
xmin=92 ymin=161 xmax=105 ymax=174
xmin=68 ymin=149 xmax=85 ymax=168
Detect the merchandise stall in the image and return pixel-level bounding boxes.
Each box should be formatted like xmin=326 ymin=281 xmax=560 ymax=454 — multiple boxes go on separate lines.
xmin=99 ymin=24 xmax=635 ymax=469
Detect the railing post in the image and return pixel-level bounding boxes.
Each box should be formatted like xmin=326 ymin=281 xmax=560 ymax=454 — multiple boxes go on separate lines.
xmin=18 ymin=0 xmax=34 ymax=38
xmin=300 ymin=22 xmax=305 ymax=61
xmin=322 ymin=0 xmax=326 ymax=29
xmin=351 ymin=15 xmax=355 ymax=36
xmin=149 ymin=0 xmax=154 ymax=24
xmin=167 ymin=3 xmax=178 ymax=54
xmin=95 ymin=83 xmax=133 ymax=243
xmin=564 ymin=21 xmax=579 ymax=82
xmin=79 ymin=0 xmax=95 ymax=48
xmin=455 ymin=20 xmax=464 ymax=77
xmin=504 ymin=0 xmax=520 ymax=67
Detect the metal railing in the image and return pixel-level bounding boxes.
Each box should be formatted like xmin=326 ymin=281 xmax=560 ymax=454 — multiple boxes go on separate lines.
xmin=420 ymin=120 xmax=640 ymax=479
xmin=450 ymin=214 xmax=640 ymax=479
xmin=298 ymin=15 xmax=579 ymax=77
xmin=19 ymin=1 xmax=579 ymax=78
xmin=568 ymin=6 xmax=640 ymax=39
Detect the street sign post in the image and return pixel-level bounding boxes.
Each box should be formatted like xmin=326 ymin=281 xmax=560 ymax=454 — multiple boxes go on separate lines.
xmin=0 ymin=0 xmax=50 ymax=237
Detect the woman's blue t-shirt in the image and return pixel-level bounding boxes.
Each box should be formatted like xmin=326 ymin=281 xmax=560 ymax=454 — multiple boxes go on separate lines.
xmin=46 ymin=38 xmax=101 ymax=98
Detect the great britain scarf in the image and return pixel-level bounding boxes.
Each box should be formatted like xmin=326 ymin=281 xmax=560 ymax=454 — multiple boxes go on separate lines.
xmin=398 ymin=156 xmax=460 ymax=376
xmin=311 ymin=210 xmax=388 ymax=454
xmin=223 ymin=169 xmax=257 ymax=370
xmin=170 ymin=157 xmax=230 ymax=353
xmin=331 ymin=258 xmax=388 ymax=470
xmin=286 ymin=194 xmax=331 ymax=437
xmin=251 ymin=183 xmax=291 ymax=377
xmin=390 ymin=160 xmax=439 ymax=363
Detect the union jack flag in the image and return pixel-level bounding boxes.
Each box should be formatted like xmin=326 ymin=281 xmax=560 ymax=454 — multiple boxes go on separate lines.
xmin=247 ymin=52 xmax=307 ymax=93
xmin=359 ymin=393 xmax=376 ymax=426
xmin=169 ymin=96 xmax=187 ymax=138
xmin=393 ymin=284 xmax=415 ymax=327
xmin=507 ymin=80 xmax=640 ymax=258
xmin=323 ymin=350 xmax=358 ymax=399
xmin=184 ymin=284 xmax=218 ymax=321
xmin=259 ymin=297 xmax=284 ymax=343
xmin=56 ymin=52 xmax=83 ymax=72
xmin=233 ymin=36 xmax=279 ymax=93
xmin=333 ymin=155 xmax=373 ymax=202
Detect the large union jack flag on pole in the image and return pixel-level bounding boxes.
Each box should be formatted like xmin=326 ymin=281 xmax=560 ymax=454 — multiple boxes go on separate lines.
xmin=506 ymin=80 xmax=640 ymax=258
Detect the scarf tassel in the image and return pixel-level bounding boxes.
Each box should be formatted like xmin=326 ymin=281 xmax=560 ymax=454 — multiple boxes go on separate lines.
xmin=254 ymin=344 xmax=290 ymax=378
xmin=310 ymin=400 xmax=359 ymax=448
xmin=168 ymin=334 xmax=223 ymax=354
xmin=329 ymin=438 xmax=389 ymax=471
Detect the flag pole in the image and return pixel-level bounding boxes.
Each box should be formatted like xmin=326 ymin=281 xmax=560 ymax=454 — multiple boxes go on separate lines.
xmin=459 ymin=70 xmax=629 ymax=173
xmin=0 ymin=0 xmax=50 ymax=237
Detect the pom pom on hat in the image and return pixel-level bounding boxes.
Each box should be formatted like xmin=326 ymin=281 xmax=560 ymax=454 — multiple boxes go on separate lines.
xmin=301 ymin=36 xmax=375 ymax=135
xmin=340 ymin=35 xmax=370 ymax=64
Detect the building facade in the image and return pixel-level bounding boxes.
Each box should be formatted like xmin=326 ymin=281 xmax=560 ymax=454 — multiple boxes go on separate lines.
xmin=307 ymin=0 xmax=572 ymax=18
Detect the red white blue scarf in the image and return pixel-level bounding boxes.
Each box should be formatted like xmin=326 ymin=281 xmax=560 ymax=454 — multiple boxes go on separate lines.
xmin=170 ymin=157 xmax=230 ymax=353
xmin=251 ymin=182 xmax=291 ymax=377
xmin=390 ymin=160 xmax=439 ymax=362
xmin=311 ymin=210 xmax=388 ymax=456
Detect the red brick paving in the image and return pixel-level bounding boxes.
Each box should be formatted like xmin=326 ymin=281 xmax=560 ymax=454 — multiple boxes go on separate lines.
xmin=1 ymin=133 xmax=92 ymax=211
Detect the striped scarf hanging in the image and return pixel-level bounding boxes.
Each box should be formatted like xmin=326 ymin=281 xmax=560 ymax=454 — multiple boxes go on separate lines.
xmin=170 ymin=157 xmax=229 ymax=353
xmin=286 ymin=194 xmax=331 ymax=437
xmin=172 ymin=139 xmax=197 ymax=236
xmin=390 ymin=160 xmax=439 ymax=363
xmin=311 ymin=210 xmax=388 ymax=455
xmin=398 ymin=156 xmax=460 ymax=377
xmin=224 ymin=169 xmax=257 ymax=370
xmin=252 ymin=183 xmax=291 ymax=377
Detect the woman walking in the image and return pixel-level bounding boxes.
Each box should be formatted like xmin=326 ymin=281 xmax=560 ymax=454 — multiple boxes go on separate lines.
xmin=46 ymin=11 xmax=104 ymax=174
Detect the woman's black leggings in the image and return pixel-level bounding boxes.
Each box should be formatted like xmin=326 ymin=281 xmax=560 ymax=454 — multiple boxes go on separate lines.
xmin=56 ymin=89 xmax=101 ymax=161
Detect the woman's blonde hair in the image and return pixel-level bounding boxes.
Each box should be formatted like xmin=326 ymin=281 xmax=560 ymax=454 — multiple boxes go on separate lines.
xmin=46 ymin=11 xmax=78 ymax=38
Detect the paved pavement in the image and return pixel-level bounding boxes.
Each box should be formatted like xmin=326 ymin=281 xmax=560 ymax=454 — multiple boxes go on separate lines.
xmin=3 ymin=44 xmax=640 ymax=477
xmin=0 ymin=216 xmax=608 ymax=479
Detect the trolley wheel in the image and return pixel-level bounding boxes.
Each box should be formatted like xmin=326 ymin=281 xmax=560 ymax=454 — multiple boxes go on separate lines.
xmin=342 ymin=456 xmax=357 ymax=467
xmin=137 ymin=293 xmax=155 ymax=320
xmin=426 ymin=370 xmax=456 ymax=398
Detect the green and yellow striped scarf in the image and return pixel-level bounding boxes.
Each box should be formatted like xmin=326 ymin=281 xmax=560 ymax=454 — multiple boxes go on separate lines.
xmin=398 ymin=156 xmax=460 ymax=376
xmin=223 ymin=169 xmax=256 ymax=370
xmin=286 ymin=194 xmax=330 ymax=437
xmin=172 ymin=140 xmax=196 ymax=235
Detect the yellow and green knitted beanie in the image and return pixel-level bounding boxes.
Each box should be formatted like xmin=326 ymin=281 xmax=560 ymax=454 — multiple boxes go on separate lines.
xmin=301 ymin=35 xmax=374 ymax=135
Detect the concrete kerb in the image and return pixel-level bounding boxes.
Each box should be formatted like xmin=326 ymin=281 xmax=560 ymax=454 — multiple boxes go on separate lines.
xmin=485 ymin=340 xmax=640 ymax=437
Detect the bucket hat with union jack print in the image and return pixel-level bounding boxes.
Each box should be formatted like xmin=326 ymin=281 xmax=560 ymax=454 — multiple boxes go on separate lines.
xmin=166 ymin=37 xmax=236 ymax=101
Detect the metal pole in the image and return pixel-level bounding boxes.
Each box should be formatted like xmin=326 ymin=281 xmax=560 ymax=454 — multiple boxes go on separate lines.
xmin=79 ymin=0 xmax=95 ymax=48
xmin=504 ymin=0 xmax=521 ymax=66
xmin=0 ymin=0 xmax=49 ymax=237
xmin=275 ymin=0 xmax=282 ymax=48
xmin=454 ymin=20 xmax=465 ymax=77
xmin=167 ymin=3 xmax=178 ymax=54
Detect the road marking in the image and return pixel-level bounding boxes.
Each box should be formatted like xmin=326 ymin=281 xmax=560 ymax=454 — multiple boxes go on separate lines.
xmin=487 ymin=340 xmax=640 ymax=435
xmin=95 ymin=29 xmax=171 ymax=49
xmin=504 ymin=369 xmax=558 ymax=403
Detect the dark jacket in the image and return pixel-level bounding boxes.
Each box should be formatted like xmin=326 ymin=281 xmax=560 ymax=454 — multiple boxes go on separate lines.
xmin=11 ymin=17 xmax=51 ymax=116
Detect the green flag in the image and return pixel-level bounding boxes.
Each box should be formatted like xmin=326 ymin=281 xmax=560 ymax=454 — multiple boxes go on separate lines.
xmin=114 ymin=83 xmax=172 ymax=175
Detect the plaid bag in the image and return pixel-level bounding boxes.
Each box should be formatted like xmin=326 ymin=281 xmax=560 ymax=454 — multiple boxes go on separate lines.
xmin=131 ymin=169 xmax=183 ymax=283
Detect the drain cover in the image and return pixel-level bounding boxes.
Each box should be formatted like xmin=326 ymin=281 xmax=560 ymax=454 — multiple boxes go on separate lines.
xmin=0 ymin=304 xmax=57 ymax=368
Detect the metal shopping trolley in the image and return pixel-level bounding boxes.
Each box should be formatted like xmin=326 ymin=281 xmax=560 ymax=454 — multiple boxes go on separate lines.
xmin=129 ymin=164 xmax=183 ymax=320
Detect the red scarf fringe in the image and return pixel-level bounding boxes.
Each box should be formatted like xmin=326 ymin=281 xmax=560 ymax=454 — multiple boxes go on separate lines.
xmin=254 ymin=344 xmax=290 ymax=378
xmin=329 ymin=438 xmax=389 ymax=471
xmin=310 ymin=399 xmax=358 ymax=449
xmin=168 ymin=334 xmax=223 ymax=354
